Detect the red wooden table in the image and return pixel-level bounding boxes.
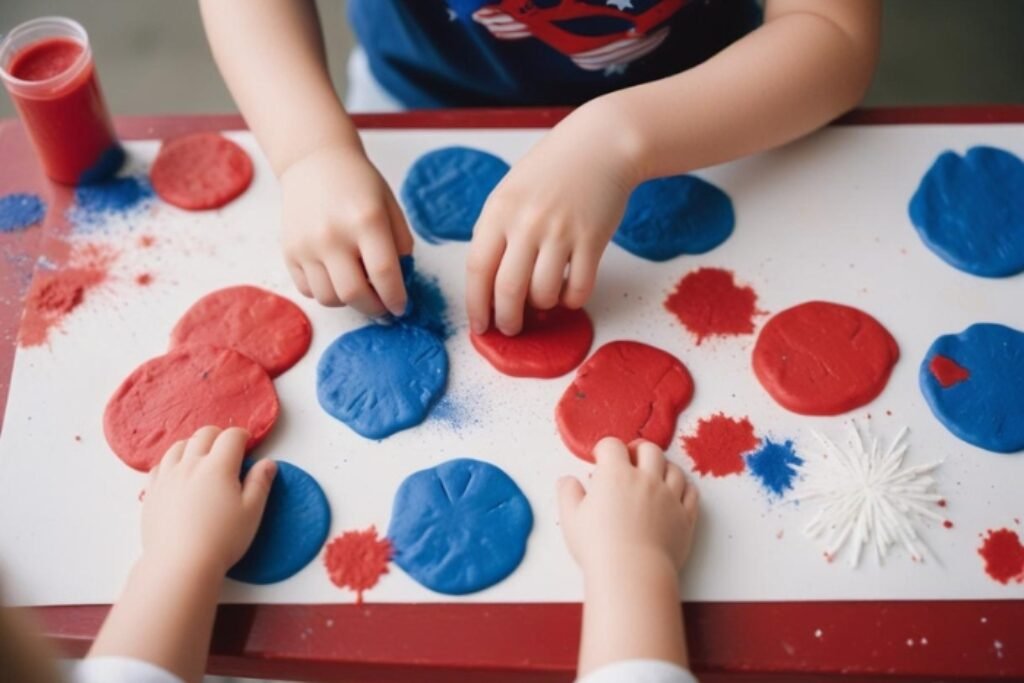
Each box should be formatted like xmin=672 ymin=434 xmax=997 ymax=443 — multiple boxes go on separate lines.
xmin=1 ymin=107 xmax=1023 ymax=682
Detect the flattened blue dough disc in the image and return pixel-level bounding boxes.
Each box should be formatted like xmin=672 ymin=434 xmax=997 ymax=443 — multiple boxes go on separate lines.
xmin=613 ymin=174 xmax=734 ymax=262
xmin=229 ymin=460 xmax=331 ymax=584
xmin=909 ymin=146 xmax=1024 ymax=277
xmin=920 ymin=323 xmax=1024 ymax=453
xmin=400 ymin=146 xmax=509 ymax=243
xmin=317 ymin=325 xmax=448 ymax=439
xmin=387 ymin=458 xmax=533 ymax=595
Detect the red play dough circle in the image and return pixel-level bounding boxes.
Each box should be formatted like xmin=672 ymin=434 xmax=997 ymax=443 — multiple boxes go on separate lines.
xmin=752 ymin=301 xmax=899 ymax=416
xmin=170 ymin=285 xmax=312 ymax=377
xmin=556 ymin=341 xmax=694 ymax=462
xmin=103 ymin=345 xmax=279 ymax=472
xmin=470 ymin=306 xmax=594 ymax=378
xmin=150 ymin=132 xmax=253 ymax=210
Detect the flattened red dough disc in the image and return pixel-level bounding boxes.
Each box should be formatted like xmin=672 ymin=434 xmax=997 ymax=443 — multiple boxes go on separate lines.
xmin=470 ymin=306 xmax=594 ymax=378
xmin=150 ymin=132 xmax=253 ymax=210
xmin=103 ymin=345 xmax=279 ymax=472
xmin=170 ymin=285 xmax=312 ymax=377
xmin=556 ymin=341 xmax=694 ymax=462
xmin=752 ymin=301 xmax=900 ymax=416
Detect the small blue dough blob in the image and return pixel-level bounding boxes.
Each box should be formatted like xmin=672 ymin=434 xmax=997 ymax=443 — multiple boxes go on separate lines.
xmin=387 ymin=458 xmax=533 ymax=595
xmin=317 ymin=324 xmax=449 ymax=439
xmin=920 ymin=323 xmax=1024 ymax=454
xmin=229 ymin=460 xmax=331 ymax=585
xmin=401 ymin=146 xmax=509 ymax=243
xmin=613 ymin=174 xmax=734 ymax=262
xmin=909 ymin=146 xmax=1024 ymax=277
xmin=0 ymin=193 xmax=46 ymax=232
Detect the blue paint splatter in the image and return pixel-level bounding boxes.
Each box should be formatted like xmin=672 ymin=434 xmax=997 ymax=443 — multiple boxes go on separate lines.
xmin=747 ymin=438 xmax=803 ymax=497
xmin=613 ymin=174 xmax=734 ymax=262
xmin=68 ymin=175 xmax=154 ymax=231
xmin=909 ymin=146 xmax=1024 ymax=277
xmin=920 ymin=322 xmax=1024 ymax=453
xmin=0 ymin=193 xmax=46 ymax=232
xmin=396 ymin=255 xmax=452 ymax=340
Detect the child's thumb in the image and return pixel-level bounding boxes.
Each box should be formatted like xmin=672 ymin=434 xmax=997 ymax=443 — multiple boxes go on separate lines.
xmin=556 ymin=476 xmax=585 ymax=523
xmin=242 ymin=459 xmax=277 ymax=516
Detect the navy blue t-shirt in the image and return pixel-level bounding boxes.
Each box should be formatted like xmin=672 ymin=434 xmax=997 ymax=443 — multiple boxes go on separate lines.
xmin=348 ymin=0 xmax=762 ymax=108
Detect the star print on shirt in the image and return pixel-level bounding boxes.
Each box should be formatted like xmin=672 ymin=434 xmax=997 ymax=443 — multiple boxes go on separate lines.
xmin=607 ymin=0 xmax=635 ymax=10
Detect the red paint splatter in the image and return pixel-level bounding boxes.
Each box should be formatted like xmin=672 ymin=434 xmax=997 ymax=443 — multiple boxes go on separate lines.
xmin=135 ymin=273 xmax=153 ymax=286
xmin=978 ymin=528 xmax=1024 ymax=585
xmin=324 ymin=526 xmax=392 ymax=604
xmin=19 ymin=243 xmax=116 ymax=347
xmin=681 ymin=413 xmax=759 ymax=477
xmin=938 ymin=499 xmax=947 ymax=508
xmin=138 ymin=234 xmax=156 ymax=248
xmin=664 ymin=268 xmax=762 ymax=344
xmin=944 ymin=520 xmax=954 ymax=529
xmin=929 ymin=354 xmax=970 ymax=388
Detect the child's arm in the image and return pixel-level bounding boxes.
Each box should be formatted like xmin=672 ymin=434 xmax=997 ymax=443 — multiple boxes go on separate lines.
xmin=86 ymin=427 xmax=276 ymax=683
xmin=467 ymin=0 xmax=881 ymax=336
xmin=199 ymin=0 xmax=411 ymax=318
xmin=558 ymin=438 xmax=699 ymax=680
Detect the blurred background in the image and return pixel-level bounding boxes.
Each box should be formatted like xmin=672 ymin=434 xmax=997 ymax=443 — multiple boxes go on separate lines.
xmin=2 ymin=0 xmax=1023 ymax=118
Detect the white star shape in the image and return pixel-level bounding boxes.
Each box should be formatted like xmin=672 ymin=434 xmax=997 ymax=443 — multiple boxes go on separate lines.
xmin=607 ymin=0 xmax=634 ymax=9
xmin=796 ymin=422 xmax=946 ymax=567
xmin=603 ymin=63 xmax=628 ymax=77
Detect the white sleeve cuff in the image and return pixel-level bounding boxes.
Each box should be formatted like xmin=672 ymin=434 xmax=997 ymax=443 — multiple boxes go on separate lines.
xmin=69 ymin=656 xmax=185 ymax=683
xmin=576 ymin=659 xmax=697 ymax=683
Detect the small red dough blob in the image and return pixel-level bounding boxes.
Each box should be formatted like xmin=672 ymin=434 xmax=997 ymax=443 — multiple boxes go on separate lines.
xmin=682 ymin=413 xmax=759 ymax=477
xmin=324 ymin=526 xmax=393 ymax=604
xmin=664 ymin=267 xmax=762 ymax=344
xmin=752 ymin=301 xmax=900 ymax=416
xmin=170 ymin=285 xmax=312 ymax=377
xmin=150 ymin=132 xmax=253 ymax=210
xmin=103 ymin=345 xmax=279 ymax=472
xmin=556 ymin=341 xmax=694 ymax=462
xmin=929 ymin=354 xmax=970 ymax=388
xmin=470 ymin=306 xmax=594 ymax=378
xmin=978 ymin=528 xmax=1024 ymax=585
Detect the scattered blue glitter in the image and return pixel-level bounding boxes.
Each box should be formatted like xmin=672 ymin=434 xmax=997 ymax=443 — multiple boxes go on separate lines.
xmin=747 ymin=438 xmax=803 ymax=497
xmin=394 ymin=254 xmax=452 ymax=340
xmin=0 ymin=193 xmax=46 ymax=232
xmin=68 ymin=175 xmax=154 ymax=231
xmin=430 ymin=394 xmax=475 ymax=430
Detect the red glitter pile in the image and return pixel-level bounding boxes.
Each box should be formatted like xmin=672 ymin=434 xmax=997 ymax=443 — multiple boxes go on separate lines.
xmin=664 ymin=267 xmax=762 ymax=344
xmin=681 ymin=413 xmax=759 ymax=477
xmin=978 ymin=528 xmax=1024 ymax=585
xmin=324 ymin=526 xmax=393 ymax=604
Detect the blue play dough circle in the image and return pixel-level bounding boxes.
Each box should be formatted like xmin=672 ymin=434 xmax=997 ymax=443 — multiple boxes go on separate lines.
xmin=317 ymin=324 xmax=448 ymax=439
xmin=387 ymin=458 xmax=533 ymax=595
xmin=613 ymin=174 xmax=734 ymax=262
xmin=400 ymin=146 xmax=509 ymax=243
xmin=0 ymin=193 xmax=46 ymax=232
xmin=920 ymin=323 xmax=1024 ymax=454
xmin=909 ymin=146 xmax=1024 ymax=277
xmin=228 ymin=460 xmax=331 ymax=585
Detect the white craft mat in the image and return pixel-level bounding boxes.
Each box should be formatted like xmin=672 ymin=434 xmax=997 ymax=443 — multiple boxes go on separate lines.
xmin=1 ymin=125 xmax=1022 ymax=606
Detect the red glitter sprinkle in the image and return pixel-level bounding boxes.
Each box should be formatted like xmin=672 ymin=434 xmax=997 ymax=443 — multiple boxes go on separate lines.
xmin=138 ymin=234 xmax=156 ymax=248
xmin=664 ymin=268 xmax=762 ymax=344
xmin=681 ymin=413 xmax=759 ymax=477
xmin=929 ymin=354 xmax=970 ymax=388
xmin=944 ymin=520 xmax=954 ymax=529
xmin=324 ymin=526 xmax=392 ymax=604
xmin=19 ymin=243 xmax=115 ymax=347
xmin=73 ymin=435 xmax=82 ymax=442
xmin=135 ymin=273 xmax=153 ymax=286
xmin=978 ymin=528 xmax=1024 ymax=585
xmin=937 ymin=499 xmax=947 ymax=508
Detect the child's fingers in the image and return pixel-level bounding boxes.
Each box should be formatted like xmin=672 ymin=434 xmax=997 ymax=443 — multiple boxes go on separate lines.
xmin=241 ymin=459 xmax=277 ymax=517
xmin=386 ymin=193 xmax=415 ymax=256
xmin=359 ymin=232 xmax=407 ymax=316
xmin=287 ymin=260 xmax=313 ymax=298
xmin=635 ymin=441 xmax=667 ymax=478
xmin=593 ymin=437 xmax=630 ymax=469
xmin=529 ymin=242 xmax=570 ymax=311
xmin=306 ymin=262 xmax=344 ymax=307
xmin=682 ymin=480 xmax=700 ymax=519
xmin=184 ymin=426 xmax=222 ymax=460
xmin=161 ymin=438 xmax=188 ymax=468
xmin=562 ymin=246 xmax=599 ymax=310
xmin=209 ymin=427 xmax=250 ymax=475
xmin=325 ymin=255 xmax=387 ymax=318
xmin=493 ymin=242 xmax=538 ymax=336
xmin=556 ymin=475 xmax=585 ymax=523
xmin=665 ymin=463 xmax=686 ymax=500
xmin=466 ymin=231 xmax=505 ymax=334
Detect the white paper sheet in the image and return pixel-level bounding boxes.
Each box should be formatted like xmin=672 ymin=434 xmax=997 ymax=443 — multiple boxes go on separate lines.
xmin=1 ymin=125 xmax=1022 ymax=606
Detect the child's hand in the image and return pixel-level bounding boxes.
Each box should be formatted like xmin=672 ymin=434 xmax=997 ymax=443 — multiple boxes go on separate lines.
xmin=557 ymin=438 xmax=698 ymax=577
xmin=141 ymin=426 xmax=276 ymax=576
xmin=281 ymin=145 xmax=413 ymax=318
xmin=466 ymin=104 xmax=641 ymax=335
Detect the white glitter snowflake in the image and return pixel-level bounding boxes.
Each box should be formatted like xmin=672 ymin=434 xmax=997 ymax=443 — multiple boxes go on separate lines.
xmin=796 ymin=422 xmax=945 ymax=567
